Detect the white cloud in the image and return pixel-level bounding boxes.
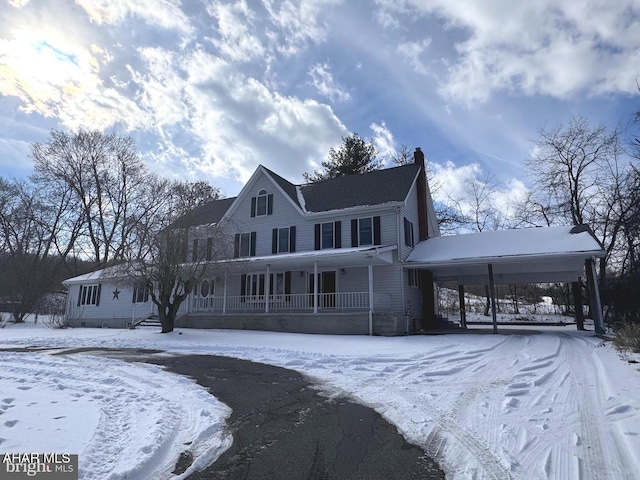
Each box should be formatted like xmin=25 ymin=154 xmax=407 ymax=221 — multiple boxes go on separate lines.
xmin=431 ymin=160 xmax=528 ymax=227
xmin=397 ymin=39 xmax=431 ymax=75
xmin=206 ymin=1 xmax=265 ymax=63
xmin=375 ymin=0 xmax=640 ymax=104
xmin=370 ymin=122 xmax=395 ymax=160
xmin=75 ymin=0 xmax=193 ymax=36
xmin=143 ymin=48 xmax=349 ymax=184
xmin=128 ymin=48 xmax=187 ymax=127
xmin=0 ymin=27 xmax=148 ymax=131
xmin=307 ymin=63 xmax=350 ymax=102
xmin=262 ymin=0 xmax=342 ymax=56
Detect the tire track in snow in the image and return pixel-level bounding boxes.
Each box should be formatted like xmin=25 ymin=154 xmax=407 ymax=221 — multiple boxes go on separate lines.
xmin=418 ymin=336 xmax=529 ymax=480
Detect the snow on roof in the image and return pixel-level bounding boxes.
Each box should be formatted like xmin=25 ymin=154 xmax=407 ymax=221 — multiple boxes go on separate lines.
xmin=407 ymin=225 xmax=604 ymax=266
xmin=62 ymin=264 xmax=132 ymax=285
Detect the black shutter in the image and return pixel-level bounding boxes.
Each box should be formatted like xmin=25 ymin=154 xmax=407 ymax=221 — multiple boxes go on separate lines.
xmin=96 ymin=284 xmax=101 ymax=306
xmin=77 ymin=287 xmax=82 ymax=306
xmin=351 ymin=219 xmax=358 ymax=247
xmin=206 ymin=238 xmax=213 ymax=260
xmin=285 ymin=271 xmax=291 ymax=295
xmin=289 ymin=226 xmax=296 ymax=252
xmin=234 ymin=234 xmax=240 ymax=258
xmin=250 ymin=197 xmax=256 ymax=217
xmin=250 ymin=232 xmax=257 ymax=256
xmin=314 ymin=223 xmax=320 ymax=250
xmin=240 ymin=274 xmax=246 ymax=297
xmin=269 ymin=273 xmax=274 ymax=296
xmin=272 ymin=228 xmax=278 ymax=254
xmin=334 ymin=221 xmax=341 ymax=248
xmin=267 ymin=194 xmax=273 ymax=214
xmin=192 ymin=239 xmax=198 ymax=262
xmin=132 ymin=285 xmax=137 ymax=303
xmin=373 ymin=216 xmax=381 ymax=245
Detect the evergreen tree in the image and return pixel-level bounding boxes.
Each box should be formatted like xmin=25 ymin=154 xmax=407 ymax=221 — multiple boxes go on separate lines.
xmin=304 ymin=133 xmax=381 ymax=182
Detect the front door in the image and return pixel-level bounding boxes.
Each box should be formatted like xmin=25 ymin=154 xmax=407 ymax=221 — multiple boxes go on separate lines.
xmin=308 ymin=271 xmax=337 ymax=309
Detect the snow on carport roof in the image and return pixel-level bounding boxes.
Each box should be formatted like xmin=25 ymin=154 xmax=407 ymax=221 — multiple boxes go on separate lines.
xmin=406 ymin=225 xmax=605 ymax=284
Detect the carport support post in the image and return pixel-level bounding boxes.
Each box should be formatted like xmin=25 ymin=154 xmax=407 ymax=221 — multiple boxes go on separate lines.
xmin=488 ymin=264 xmax=498 ymax=334
xmin=572 ymin=281 xmax=585 ymax=330
xmin=586 ymin=258 xmax=605 ymax=334
xmin=458 ymin=285 xmax=467 ymax=329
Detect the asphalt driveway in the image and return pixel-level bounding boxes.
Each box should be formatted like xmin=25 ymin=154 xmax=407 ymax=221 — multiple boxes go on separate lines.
xmin=146 ymin=354 xmax=444 ymax=480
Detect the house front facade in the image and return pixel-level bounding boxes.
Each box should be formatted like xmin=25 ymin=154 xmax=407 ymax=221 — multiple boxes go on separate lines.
xmin=63 ymin=148 xmax=440 ymax=334
xmin=63 ymin=145 xmax=608 ymax=335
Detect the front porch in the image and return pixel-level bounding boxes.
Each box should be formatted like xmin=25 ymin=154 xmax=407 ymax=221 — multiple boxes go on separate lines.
xmin=189 ymin=291 xmax=385 ymax=314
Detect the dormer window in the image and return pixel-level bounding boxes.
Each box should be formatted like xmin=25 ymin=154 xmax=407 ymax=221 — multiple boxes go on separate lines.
xmin=251 ymin=189 xmax=273 ymax=217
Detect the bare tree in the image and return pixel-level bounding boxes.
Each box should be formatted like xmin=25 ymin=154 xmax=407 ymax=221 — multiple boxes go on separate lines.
xmin=31 ymin=130 xmax=152 ymax=267
xmin=128 ymin=179 xmax=231 ymax=333
xmin=524 ymin=116 xmax=626 ymax=278
xmin=0 ymin=179 xmax=69 ymax=321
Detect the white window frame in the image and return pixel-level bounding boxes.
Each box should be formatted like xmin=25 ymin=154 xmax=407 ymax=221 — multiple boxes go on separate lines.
xmin=80 ymin=284 xmax=99 ymax=306
xmin=255 ymin=189 xmax=268 ymax=216
xmin=321 ymin=222 xmax=334 ymax=249
xmin=357 ymin=217 xmax=373 ymax=246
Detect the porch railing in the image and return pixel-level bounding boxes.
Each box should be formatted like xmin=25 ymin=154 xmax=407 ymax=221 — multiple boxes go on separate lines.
xmin=190 ymin=292 xmax=371 ymax=313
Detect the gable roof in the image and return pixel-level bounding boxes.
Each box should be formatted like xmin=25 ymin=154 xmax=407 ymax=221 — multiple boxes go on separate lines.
xmin=169 ymin=196 xmax=236 ymax=229
xmin=262 ymin=166 xmax=302 ymax=210
xmin=173 ymin=163 xmax=423 ymax=227
xmin=300 ymin=163 xmax=421 ymax=212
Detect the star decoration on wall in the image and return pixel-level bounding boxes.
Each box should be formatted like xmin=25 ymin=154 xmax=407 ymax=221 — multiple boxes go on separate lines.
xmin=112 ymin=289 xmax=120 ymax=300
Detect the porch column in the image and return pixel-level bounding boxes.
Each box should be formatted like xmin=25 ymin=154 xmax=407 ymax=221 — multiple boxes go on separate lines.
xmin=458 ymin=284 xmax=467 ymax=329
xmin=222 ymin=270 xmax=227 ymax=314
xmin=265 ymin=264 xmax=270 ymax=313
xmin=313 ymin=260 xmax=318 ymax=314
xmin=586 ymin=258 xmax=605 ymax=334
xmin=488 ymin=264 xmax=498 ymax=334
xmin=368 ymin=261 xmax=374 ymax=336
xmin=572 ymin=281 xmax=585 ymax=330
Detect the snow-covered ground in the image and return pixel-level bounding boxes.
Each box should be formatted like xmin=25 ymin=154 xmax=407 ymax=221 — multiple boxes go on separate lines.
xmin=1 ymin=318 xmax=639 ymax=480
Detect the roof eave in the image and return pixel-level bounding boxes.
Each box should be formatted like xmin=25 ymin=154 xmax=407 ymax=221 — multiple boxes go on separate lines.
xmin=405 ymin=249 xmax=606 ymax=269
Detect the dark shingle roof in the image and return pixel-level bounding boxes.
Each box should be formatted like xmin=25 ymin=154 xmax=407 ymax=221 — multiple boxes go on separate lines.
xmin=300 ymin=163 xmax=420 ymax=212
xmin=262 ymin=166 xmax=302 ymax=209
xmin=169 ymin=196 xmax=236 ymax=229
xmin=173 ymin=163 xmax=421 ymax=227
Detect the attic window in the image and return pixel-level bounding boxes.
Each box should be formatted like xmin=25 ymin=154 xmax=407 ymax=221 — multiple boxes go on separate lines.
xmin=251 ymin=189 xmax=273 ymax=217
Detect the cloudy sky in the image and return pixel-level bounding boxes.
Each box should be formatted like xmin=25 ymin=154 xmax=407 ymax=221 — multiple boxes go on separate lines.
xmin=1 ymin=0 xmax=639 ymax=203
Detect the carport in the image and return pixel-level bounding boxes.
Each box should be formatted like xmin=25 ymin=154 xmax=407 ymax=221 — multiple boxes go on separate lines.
xmin=406 ymin=225 xmax=606 ymax=334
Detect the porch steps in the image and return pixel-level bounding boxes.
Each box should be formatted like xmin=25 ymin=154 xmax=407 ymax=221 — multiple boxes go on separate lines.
xmin=131 ymin=315 xmax=162 ymax=329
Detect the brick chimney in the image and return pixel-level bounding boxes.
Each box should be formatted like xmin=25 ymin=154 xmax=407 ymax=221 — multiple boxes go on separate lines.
xmin=414 ymin=147 xmax=429 ymax=241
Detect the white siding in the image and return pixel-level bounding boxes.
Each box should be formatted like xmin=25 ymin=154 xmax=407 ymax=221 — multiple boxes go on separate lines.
xmin=225 ymin=173 xmax=304 ymax=257
xmin=67 ymin=281 xmax=153 ymax=324
xmin=399 ymin=181 xmax=420 ymax=261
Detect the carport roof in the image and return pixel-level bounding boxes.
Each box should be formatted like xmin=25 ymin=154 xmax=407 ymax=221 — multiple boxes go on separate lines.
xmin=405 ymin=225 xmax=605 ymax=284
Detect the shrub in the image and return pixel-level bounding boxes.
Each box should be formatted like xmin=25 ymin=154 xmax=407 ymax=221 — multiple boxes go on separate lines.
xmin=612 ymin=322 xmax=640 ymax=354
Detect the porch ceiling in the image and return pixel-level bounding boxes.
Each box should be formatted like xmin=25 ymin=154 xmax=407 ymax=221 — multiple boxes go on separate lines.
xmin=223 ymin=245 xmax=396 ymax=271
xmin=405 ymin=226 xmax=604 ymax=285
